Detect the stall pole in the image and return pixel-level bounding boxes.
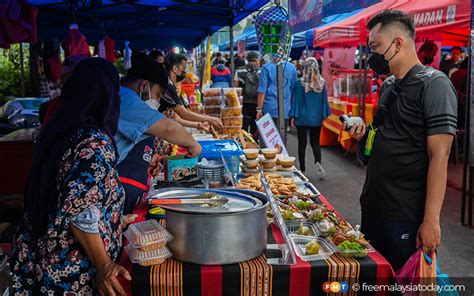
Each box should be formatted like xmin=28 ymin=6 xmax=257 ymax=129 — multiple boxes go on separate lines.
xmin=277 ymin=62 xmax=285 ymax=142
xmin=19 ymin=43 xmax=26 ymax=97
xmin=229 ymin=14 xmax=235 ymax=86
xmin=361 ymin=39 xmax=369 ymax=121
xmin=461 ymin=0 xmax=474 ymax=226
xmin=357 ymin=41 xmax=363 ymax=116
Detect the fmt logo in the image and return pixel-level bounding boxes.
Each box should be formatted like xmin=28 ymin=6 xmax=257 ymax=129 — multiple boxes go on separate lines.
xmin=322 ymin=281 xmax=349 ymax=293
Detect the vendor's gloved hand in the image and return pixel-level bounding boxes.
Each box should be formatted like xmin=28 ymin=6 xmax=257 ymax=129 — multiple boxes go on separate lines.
xmin=96 ymin=261 xmax=131 ymax=296
xmin=198 ymin=121 xmax=210 ymax=131
xmin=343 ymin=112 xmax=366 ymax=141
xmin=186 ymin=142 xmax=202 ymax=158
xmin=208 ymin=116 xmax=223 ymax=130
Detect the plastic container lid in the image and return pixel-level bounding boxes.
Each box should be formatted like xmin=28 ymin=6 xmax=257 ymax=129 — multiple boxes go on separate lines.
xmin=125 ymin=244 xmax=172 ymax=266
xmin=198 ymin=139 xmax=243 ymax=159
xmin=123 ymin=220 xmax=172 ymax=249
xmin=290 ymin=235 xmax=334 ymax=261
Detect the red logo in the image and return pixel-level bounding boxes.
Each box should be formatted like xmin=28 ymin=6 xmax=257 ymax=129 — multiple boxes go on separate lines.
xmin=322 ymin=282 xmax=331 ymax=293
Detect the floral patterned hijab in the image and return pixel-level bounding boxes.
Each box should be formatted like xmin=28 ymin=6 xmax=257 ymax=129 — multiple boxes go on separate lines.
xmin=302 ymin=57 xmax=325 ymax=93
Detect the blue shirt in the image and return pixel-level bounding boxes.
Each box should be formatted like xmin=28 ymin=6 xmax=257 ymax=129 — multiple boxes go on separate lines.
xmin=290 ymin=80 xmax=331 ymax=127
xmin=257 ymin=62 xmax=297 ymax=119
xmin=116 ymin=86 xmax=165 ymax=163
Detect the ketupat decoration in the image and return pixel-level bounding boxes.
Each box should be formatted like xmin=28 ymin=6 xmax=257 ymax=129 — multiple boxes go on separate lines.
xmin=254 ymin=2 xmax=293 ymax=62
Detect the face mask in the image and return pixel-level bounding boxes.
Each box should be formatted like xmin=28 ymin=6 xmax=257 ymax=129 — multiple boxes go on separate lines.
xmin=176 ymin=70 xmax=186 ymax=82
xmin=423 ymin=56 xmax=434 ymax=65
xmin=368 ymin=40 xmax=398 ymax=75
xmin=145 ymin=99 xmax=160 ymax=110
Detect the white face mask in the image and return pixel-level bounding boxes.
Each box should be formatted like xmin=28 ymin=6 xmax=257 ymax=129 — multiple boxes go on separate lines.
xmin=145 ymin=99 xmax=160 ymax=110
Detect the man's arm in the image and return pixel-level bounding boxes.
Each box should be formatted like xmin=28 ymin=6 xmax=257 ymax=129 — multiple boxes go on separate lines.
xmin=417 ymin=134 xmax=453 ymax=253
xmin=173 ymin=105 xmax=223 ymax=129
xmin=146 ymin=117 xmax=202 ymax=157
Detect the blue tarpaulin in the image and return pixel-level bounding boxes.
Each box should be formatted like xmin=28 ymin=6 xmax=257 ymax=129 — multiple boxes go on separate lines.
xmin=29 ymin=0 xmax=269 ymax=49
xmin=288 ymin=0 xmax=380 ymax=34
xmin=218 ymin=8 xmax=363 ymax=51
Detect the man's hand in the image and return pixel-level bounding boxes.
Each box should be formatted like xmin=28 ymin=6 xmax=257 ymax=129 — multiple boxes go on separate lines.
xmin=186 ymin=142 xmax=202 ymax=158
xmin=208 ymin=116 xmax=223 ymax=130
xmin=197 ymin=121 xmax=210 ymax=131
xmin=256 ymin=110 xmax=263 ymax=120
xmin=148 ymin=154 xmax=163 ymax=178
xmin=290 ymin=117 xmax=296 ymax=128
xmin=96 ymin=262 xmax=131 ymax=296
xmin=343 ymin=112 xmax=366 ymax=141
xmin=416 ymin=219 xmax=441 ymax=254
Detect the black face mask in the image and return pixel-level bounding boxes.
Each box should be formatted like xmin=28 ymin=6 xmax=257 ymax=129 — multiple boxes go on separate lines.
xmin=368 ymin=40 xmax=397 ymax=75
xmin=176 ymin=70 xmax=186 ymax=82
xmin=423 ymin=57 xmax=434 ymax=65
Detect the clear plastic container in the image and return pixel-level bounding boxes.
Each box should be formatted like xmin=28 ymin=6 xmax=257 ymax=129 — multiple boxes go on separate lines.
xmin=203 ymin=96 xmax=222 ymax=106
xmin=125 ymin=244 xmax=172 ymax=266
xmin=204 ymin=105 xmax=221 ymax=115
xmin=222 ymin=126 xmax=241 ymax=136
xmin=286 ymin=222 xmax=319 ymax=237
xmin=329 ymin=240 xmax=375 ymax=258
xmin=203 ymin=88 xmax=221 ymax=97
xmin=123 ymin=220 xmax=173 ymax=251
xmin=223 ymin=88 xmax=240 ymax=107
xmin=290 ymin=235 xmax=334 ymax=261
xmin=222 ymin=87 xmax=242 ymax=97
xmin=221 ymin=106 xmax=242 ymax=117
xmin=222 ymin=116 xmax=243 ymax=127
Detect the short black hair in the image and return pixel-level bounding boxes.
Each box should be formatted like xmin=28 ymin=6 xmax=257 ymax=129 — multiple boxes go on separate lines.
xmin=164 ymin=53 xmax=187 ymax=71
xmin=149 ymin=50 xmax=164 ymax=59
xmin=419 ymin=40 xmax=438 ymax=53
xmin=367 ymin=10 xmax=416 ymax=40
xmin=451 ymin=46 xmax=463 ymax=53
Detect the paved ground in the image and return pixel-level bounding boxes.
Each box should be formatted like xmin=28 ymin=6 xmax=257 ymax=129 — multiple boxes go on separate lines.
xmin=286 ymin=129 xmax=474 ymax=277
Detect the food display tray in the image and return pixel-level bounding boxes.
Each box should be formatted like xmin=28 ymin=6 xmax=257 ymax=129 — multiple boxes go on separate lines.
xmin=285 ymin=221 xmax=320 ymax=237
xmin=290 ymin=235 xmax=334 ymax=261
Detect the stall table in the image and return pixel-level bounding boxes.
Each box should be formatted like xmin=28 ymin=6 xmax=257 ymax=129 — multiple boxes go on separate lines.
xmin=119 ymin=192 xmax=393 ymax=296
xmin=321 ymin=98 xmax=376 ymax=152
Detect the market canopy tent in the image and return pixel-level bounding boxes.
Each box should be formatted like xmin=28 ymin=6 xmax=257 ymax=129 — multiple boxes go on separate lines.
xmin=29 ymin=0 xmax=270 ymax=49
xmin=313 ymin=0 xmax=471 ymax=48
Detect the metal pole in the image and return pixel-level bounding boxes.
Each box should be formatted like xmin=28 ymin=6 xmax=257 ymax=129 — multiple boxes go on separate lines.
xmin=19 ymin=43 xmax=26 ymax=97
xmin=357 ymin=41 xmax=363 ymax=116
xmin=229 ymin=15 xmax=235 ymax=86
xmin=277 ymin=62 xmax=285 ymax=142
xmin=362 ymin=40 xmax=369 ymax=121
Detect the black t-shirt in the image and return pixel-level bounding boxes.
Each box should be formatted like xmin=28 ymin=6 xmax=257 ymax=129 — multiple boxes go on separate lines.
xmin=158 ymin=77 xmax=183 ymax=113
xmin=360 ymin=65 xmax=457 ymax=223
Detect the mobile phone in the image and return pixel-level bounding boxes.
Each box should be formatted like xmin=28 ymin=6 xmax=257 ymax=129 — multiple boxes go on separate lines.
xmin=339 ymin=115 xmax=364 ymax=131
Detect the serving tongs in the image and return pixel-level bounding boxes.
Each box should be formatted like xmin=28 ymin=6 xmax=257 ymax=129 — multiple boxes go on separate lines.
xmin=149 ymin=194 xmax=229 ymax=207
xmin=260 ymin=169 xmax=297 ymax=265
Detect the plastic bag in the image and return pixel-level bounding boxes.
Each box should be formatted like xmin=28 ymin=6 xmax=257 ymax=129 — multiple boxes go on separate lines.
xmin=396 ymin=249 xmax=422 ymax=296
xmin=420 ymin=252 xmax=437 ymax=296
xmin=436 ymin=255 xmax=459 ymax=296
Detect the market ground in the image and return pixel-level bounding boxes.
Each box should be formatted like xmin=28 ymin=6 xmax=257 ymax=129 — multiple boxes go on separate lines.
xmin=285 ymin=129 xmax=474 ymax=278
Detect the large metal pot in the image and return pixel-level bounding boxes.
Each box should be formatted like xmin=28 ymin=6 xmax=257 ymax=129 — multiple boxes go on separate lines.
xmin=150 ymin=188 xmax=268 ymax=265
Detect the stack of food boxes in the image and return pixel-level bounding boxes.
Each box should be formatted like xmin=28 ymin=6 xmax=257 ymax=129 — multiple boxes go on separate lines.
xmin=124 ymin=220 xmax=173 ymax=266
xmin=202 ymin=88 xmax=243 ymax=136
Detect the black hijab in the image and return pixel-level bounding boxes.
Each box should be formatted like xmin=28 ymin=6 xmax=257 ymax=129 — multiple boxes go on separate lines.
xmin=25 ymin=58 xmax=121 ymax=237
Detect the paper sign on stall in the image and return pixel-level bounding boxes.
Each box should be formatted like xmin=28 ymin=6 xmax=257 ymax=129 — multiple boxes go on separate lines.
xmin=256 ymin=114 xmax=288 ymax=155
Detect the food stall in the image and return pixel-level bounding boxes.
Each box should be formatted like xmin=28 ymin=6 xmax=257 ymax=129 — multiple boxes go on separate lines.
xmin=314 ymin=0 xmax=470 ymax=152
xmin=117 ymin=111 xmax=394 ymax=295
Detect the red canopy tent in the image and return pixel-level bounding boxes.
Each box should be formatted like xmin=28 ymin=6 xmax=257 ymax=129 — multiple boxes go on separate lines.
xmin=313 ymin=0 xmax=471 ymax=47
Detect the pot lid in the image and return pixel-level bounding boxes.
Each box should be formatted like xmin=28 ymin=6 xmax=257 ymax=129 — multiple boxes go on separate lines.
xmin=149 ymin=189 xmax=262 ymax=214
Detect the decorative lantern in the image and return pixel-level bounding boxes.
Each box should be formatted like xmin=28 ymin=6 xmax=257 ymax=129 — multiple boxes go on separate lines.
xmin=254 ymin=3 xmax=293 ymax=62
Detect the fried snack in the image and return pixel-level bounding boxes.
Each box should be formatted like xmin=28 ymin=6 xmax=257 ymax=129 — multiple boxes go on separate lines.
xmin=222 ymin=116 xmax=243 ymax=126
xmin=222 ymin=106 xmax=242 ymax=117
xmin=204 ymin=96 xmax=221 ymax=106
xmin=203 ymin=89 xmax=221 ymax=97
xmin=222 ymin=126 xmax=240 ymax=136
xmin=225 ymin=89 xmax=240 ymax=107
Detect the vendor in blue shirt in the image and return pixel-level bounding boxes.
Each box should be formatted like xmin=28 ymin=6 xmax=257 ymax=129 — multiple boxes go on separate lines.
xmin=256 ymin=59 xmax=297 ymax=143
xmin=117 ymin=61 xmax=202 ymax=214
xmin=289 ymin=57 xmax=331 ymax=177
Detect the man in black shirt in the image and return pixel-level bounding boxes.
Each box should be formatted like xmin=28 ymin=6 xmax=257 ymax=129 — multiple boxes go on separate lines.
xmin=347 ymin=10 xmax=457 ymax=271
xmin=440 ymin=46 xmax=463 ymax=77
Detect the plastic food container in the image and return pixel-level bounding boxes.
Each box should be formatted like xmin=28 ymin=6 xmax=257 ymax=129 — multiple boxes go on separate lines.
xmin=243 ymin=148 xmax=260 ymax=160
xmin=290 ymin=235 xmax=334 ymax=261
xmin=286 ymin=222 xmax=319 ymax=237
xmin=125 ymin=244 xmax=172 ymax=266
xmin=243 ymin=159 xmax=259 ymax=169
xmin=123 ymin=220 xmax=173 ymax=251
xmin=198 ymin=139 xmax=243 ymax=175
xmin=260 ymin=158 xmax=276 ymax=169
xmin=222 ymin=116 xmax=243 ymax=127
xmin=204 ymin=105 xmax=221 ymax=115
xmin=203 ymin=96 xmax=222 ymax=106
xmin=203 ymin=89 xmax=221 ymax=97
xmin=222 ymin=126 xmax=241 ymax=136
xmin=221 ymin=106 xmax=242 ymax=117
xmin=278 ymin=156 xmax=296 ymax=168
xmin=262 ymin=148 xmax=278 ymax=159
xmin=222 ymin=87 xmax=242 ymax=97
xmin=330 ymin=240 xmax=375 ymax=258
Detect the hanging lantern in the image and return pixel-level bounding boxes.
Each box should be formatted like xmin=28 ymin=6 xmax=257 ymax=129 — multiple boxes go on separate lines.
xmin=254 ymin=3 xmax=293 ymax=63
